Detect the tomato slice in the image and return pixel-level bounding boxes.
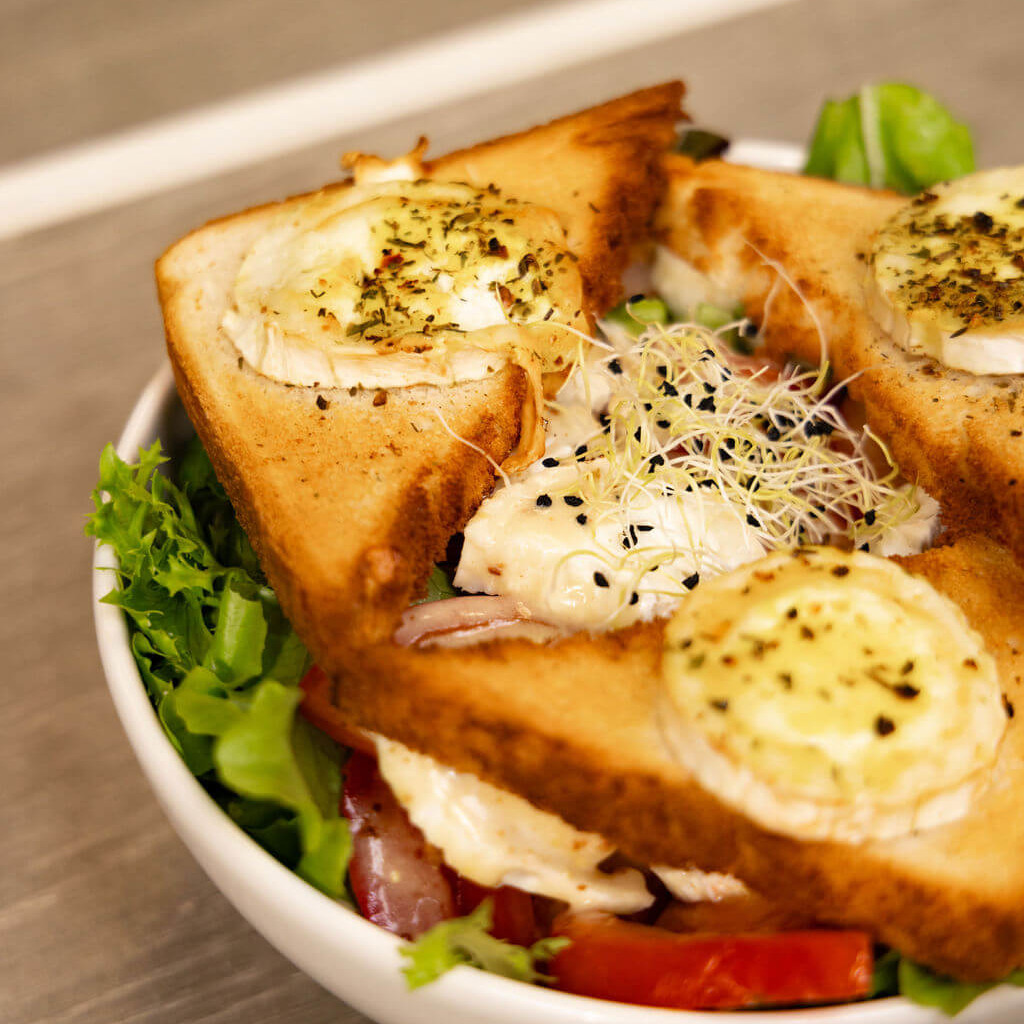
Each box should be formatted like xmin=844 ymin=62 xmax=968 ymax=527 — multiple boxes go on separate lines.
xmin=342 ymin=750 xmax=456 ymax=939
xmin=550 ymin=913 xmax=872 ymax=1010
xmin=453 ymin=876 xmax=538 ymax=946
xmin=299 ymin=666 xmax=375 ymax=755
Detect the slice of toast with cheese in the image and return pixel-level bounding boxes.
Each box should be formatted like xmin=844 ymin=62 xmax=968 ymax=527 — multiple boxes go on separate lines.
xmin=654 ymin=154 xmax=1024 ymax=564
xmin=156 ymin=84 xmax=684 ymax=657
xmin=325 ymin=533 xmax=1024 ymax=981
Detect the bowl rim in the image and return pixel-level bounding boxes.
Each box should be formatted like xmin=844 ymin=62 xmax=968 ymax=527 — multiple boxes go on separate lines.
xmin=91 ymin=139 xmax=1024 ymax=1021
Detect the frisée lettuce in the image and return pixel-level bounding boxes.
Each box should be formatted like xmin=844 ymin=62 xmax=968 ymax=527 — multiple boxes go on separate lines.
xmin=87 ymin=439 xmax=351 ymax=897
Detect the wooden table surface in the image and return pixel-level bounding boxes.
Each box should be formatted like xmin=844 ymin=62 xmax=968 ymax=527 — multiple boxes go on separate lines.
xmin=5 ymin=0 xmax=1024 ymax=1021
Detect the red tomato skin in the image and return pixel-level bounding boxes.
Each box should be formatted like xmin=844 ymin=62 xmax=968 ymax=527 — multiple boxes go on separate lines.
xmin=454 ymin=877 xmax=538 ymax=946
xmin=550 ymin=914 xmax=873 ymax=1010
xmin=342 ymin=751 xmax=456 ymax=940
xmin=299 ymin=666 xmax=375 ymax=755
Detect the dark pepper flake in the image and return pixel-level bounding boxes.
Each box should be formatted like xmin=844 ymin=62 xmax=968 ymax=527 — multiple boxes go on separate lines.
xmin=831 ymin=565 xmax=850 ymax=577
xmin=710 ymin=698 xmax=729 ymax=712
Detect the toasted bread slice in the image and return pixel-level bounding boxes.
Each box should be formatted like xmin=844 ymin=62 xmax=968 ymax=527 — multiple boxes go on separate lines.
xmin=325 ymin=534 xmax=1024 ymax=981
xmin=157 ymin=85 xmax=684 ymax=654
xmin=655 ymin=155 xmax=1024 ymax=564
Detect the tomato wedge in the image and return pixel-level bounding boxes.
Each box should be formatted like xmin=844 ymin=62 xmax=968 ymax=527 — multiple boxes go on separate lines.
xmin=299 ymin=665 xmax=375 ymax=755
xmin=342 ymin=750 xmax=456 ymax=939
xmin=550 ymin=913 xmax=872 ymax=1010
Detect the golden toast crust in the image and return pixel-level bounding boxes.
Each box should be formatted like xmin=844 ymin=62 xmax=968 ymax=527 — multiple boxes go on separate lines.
xmin=656 ymin=155 xmax=1024 ymax=564
xmin=327 ymin=535 xmax=1024 ymax=980
xmin=157 ymin=85 xmax=684 ymax=652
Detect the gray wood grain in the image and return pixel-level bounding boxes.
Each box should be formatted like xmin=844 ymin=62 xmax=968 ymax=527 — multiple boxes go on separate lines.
xmin=5 ymin=1 xmax=1024 ymax=1022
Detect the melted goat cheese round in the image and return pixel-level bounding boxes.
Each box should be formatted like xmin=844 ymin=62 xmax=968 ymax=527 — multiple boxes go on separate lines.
xmin=455 ymin=462 xmax=765 ymax=630
xmin=660 ymin=547 xmax=1007 ymax=842
xmin=222 ymin=172 xmax=590 ymax=470
xmin=374 ymin=736 xmax=653 ymax=914
xmin=868 ymin=167 xmax=1024 ymax=374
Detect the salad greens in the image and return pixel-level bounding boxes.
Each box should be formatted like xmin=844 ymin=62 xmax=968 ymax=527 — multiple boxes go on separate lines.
xmin=804 ymin=82 xmax=974 ymax=194
xmin=402 ymin=900 xmax=568 ymax=989
xmin=87 ymin=439 xmax=351 ymax=897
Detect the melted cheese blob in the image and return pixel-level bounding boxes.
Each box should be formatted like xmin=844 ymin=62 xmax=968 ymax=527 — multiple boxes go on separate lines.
xmin=374 ymin=737 xmax=653 ymax=914
xmin=869 ymin=167 xmax=1024 ymax=374
xmin=221 ymin=159 xmax=588 ymax=468
xmin=455 ymin=462 xmax=765 ymax=630
xmin=660 ymin=547 xmax=1007 ymax=842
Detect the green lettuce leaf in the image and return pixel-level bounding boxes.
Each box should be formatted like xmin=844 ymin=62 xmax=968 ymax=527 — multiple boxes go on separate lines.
xmin=604 ymin=295 xmax=670 ymax=337
xmin=804 ymin=83 xmax=974 ymax=194
xmin=897 ymin=959 xmax=995 ymax=1016
xmin=87 ymin=439 xmax=350 ymax=898
xmin=401 ymin=900 xmax=569 ymax=989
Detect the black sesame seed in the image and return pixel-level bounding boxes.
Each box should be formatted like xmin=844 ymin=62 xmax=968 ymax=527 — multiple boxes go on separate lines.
xmin=863 ymin=509 xmax=876 ymax=526
xmin=698 ymin=396 xmax=717 ymax=413
xmin=661 ymin=381 xmax=679 ymax=397
xmin=649 ymin=454 xmax=665 ymax=469
xmin=636 ymin=524 xmax=654 ymax=532
xmin=831 ymin=565 xmax=850 ymax=577
xmin=574 ymin=444 xmax=588 ymax=458
xmin=316 ymin=395 xmax=330 ymax=410
xmin=656 ymin=364 xmax=668 ymax=378
xmin=859 ymin=543 xmax=870 ymax=552
xmin=973 ymin=210 xmax=995 ymax=232
xmin=710 ymin=698 xmax=729 ymax=712
xmin=746 ymin=513 xmax=760 ymax=527
xmin=576 ymin=512 xmax=588 ymax=525
xmin=683 ymin=572 xmax=700 ymax=590
xmin=893 ymin=683 xmax=920 ymax=700
xmin=1004 ymin=694 xmax=1016 ymax=718
xmin=875 ymin=715 xmax=896 ymax=737
xmin=608 ymin=358 xmax=623 ymax=375
xmin=657 ymin=419 xmax=671 ymax=429
xmin=629 ymin=293 xmax=645 ymax=303
xmin=634 ymin=427 xmax=643 ymax=443
xmin=542 ymin=457 xmax=559 ymax=468
xmin=563 ymin=494 xmax=584 ymax=507
xmin=629 ymin=591 xmax=639 ymax=605
xmin=535 ymin=494 xmax=552 ymax=507
xmin=703 ymin=381 xmax=716 ymax=394
xmin=765 ymin=425 xmax=781 ymax=441
xmin=593 ymin=572 xmax=610 ymax=588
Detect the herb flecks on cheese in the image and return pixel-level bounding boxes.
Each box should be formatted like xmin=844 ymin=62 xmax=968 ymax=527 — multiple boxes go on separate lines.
xmin=660 ymin=547 xmax=1007 ymax=842
xmin=221 ymin=153 xmax=589 ymax=468
xmin=869 ymin=167 xmax=1024 ymax=374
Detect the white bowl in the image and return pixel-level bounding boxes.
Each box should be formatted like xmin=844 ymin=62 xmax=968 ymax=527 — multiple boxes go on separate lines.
xmin=93 ymin=365 xmax=1024 ymax=1024
xmin=92 ymin=134 xmax=1024 ymax=1020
